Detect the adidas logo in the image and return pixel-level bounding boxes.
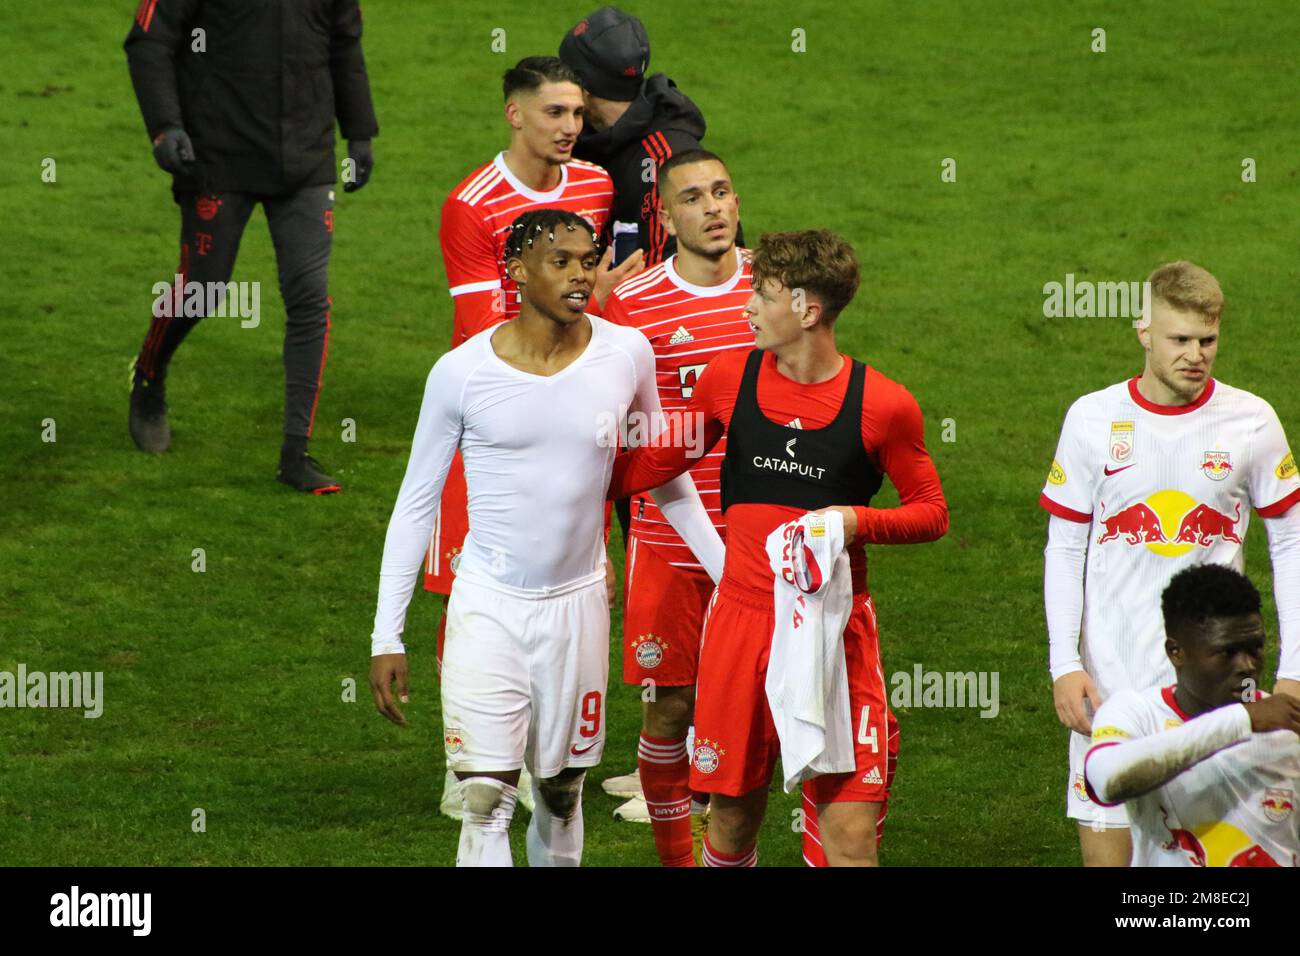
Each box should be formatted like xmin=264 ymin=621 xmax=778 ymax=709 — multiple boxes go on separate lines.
xmin=668 ymin=326 xmax=694 ymax=345
xmin=861 ymin=766 xmax=883 ymax=785
xmin=787 ymin=417 xmax=803 ymax=429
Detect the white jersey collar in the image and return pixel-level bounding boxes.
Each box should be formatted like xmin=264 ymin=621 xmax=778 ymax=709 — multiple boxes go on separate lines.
xmin=664 ymin=247 xmax=744 ymax=297
xmin=494 ymin=151 xmax=569 ymax=203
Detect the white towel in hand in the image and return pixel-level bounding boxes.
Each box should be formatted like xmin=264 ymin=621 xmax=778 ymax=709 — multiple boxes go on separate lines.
xmin=764 ymin=510 xmax=855 ymax=792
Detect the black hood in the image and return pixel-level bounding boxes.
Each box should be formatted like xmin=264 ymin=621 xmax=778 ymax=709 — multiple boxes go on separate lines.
xmin=578 ymin=73 xmax=706 ymax=159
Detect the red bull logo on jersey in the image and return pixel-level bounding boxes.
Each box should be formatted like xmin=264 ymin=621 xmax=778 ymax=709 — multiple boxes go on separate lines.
xmin=1096 ymin=502 xmax=1165 ymax=545
xmin=1173 ymin=502 xmax=1243 ymax=546
xmin=1096 ymin=490 xmax=1242 ymax=556
xmin=1262 ymin=788 xmax=1295 ymax=823
xmin=1200 ymin=451 xmax=1233 ymax=481
xmin=1161 ymin=811 xmax=1280 ymax=867
xmin=444 ymin=727 xmax=465 ymax=755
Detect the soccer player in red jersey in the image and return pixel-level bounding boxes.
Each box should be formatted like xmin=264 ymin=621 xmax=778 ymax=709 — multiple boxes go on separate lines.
xmin=429 ymin=55 xmax=644 ymax=816
xmin=609 ymin=230 xmax=948 ymax=866
xmin=602 ymin=149 xmax=753 ymax=864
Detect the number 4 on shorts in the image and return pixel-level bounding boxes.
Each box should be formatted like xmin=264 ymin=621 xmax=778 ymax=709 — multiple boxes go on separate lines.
xmin=857 ymin=705 xmax=879 ymax=753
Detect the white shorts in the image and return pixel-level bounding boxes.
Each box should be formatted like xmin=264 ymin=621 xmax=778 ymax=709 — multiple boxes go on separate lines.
xmin=1067 ymin=730 xmax=1130 ymax=828
xmin=440 ymin=568 xmax=609 ymax=779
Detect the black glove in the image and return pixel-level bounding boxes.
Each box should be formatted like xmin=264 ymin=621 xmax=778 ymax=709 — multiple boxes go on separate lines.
xmin=343 ymin=139 xmax=373 ymax=193
xmin=151 ymin=127 xmax=196 ymax=175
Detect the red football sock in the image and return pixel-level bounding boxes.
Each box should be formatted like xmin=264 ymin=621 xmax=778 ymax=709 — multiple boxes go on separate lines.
xmin=801 ymin=785 xmax=828 ymax=867
xmin=639 ymin=733 xmax=694 ymax=867
xmin=702 ymin=833 xmax=757 ymax=867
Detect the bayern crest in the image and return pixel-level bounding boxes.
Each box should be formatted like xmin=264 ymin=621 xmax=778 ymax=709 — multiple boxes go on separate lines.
xmin=633 ymin=635 xmax=665 ymax=670
xmin=693 ymin=738 xmax=723 ymax=774
xmin=196 ymin=195 xmax=222 ymax=221
xmin=1200 ymin=450 xmax=1232 ymax=481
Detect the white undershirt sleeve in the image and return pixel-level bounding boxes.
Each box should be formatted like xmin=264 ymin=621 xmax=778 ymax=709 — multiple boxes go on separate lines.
xmin=1044 ymin=513 xmax=1090 ymax=681
xmin=1262 ymin=506 xmax=1300 ymax=681
xmin=370 ymin=361 xmax=466 ymax=656
xmin=625 ymin=333 xmax=725 ymax=583
xmin=1085 ymin=703 xmax=1253 ymax=804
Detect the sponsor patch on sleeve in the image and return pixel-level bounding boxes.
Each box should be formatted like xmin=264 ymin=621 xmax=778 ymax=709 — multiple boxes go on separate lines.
xmin=1047 ymin=460 xmax=1066 ymax=485
xmin=1091 ymin=725 xmax=1129 ymax=743
xmin=1276 ymin=452 xmax=1297 ymax=480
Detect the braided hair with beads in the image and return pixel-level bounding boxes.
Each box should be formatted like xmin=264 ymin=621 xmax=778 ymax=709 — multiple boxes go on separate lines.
xmin=502 ymin=208 xmax=601 ymax=266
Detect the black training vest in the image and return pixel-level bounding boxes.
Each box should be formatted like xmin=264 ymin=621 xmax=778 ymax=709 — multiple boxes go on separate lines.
xmin=720 ymin=350 xmax=882 ymax=512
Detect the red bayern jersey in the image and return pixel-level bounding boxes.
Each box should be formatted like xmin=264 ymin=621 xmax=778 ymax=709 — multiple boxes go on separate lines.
xmin=439 ymin=152 xmax=614 ymax=346
xmin=604 ymin=247 xmax=755 ymax=570
xmin=609 ymin=349 xmax=948 ymax=596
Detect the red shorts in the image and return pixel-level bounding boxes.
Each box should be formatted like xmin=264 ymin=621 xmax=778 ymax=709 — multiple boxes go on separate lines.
xmin=423 ymin=451 xmax=468 ymax=595
xmin=622 ymin=535 xmax=715 ymax=686
xmin=690 ymin=585 xmax=899 ymax=803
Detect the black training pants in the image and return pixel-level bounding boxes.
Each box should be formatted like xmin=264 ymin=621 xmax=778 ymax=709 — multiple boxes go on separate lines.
xmin=136 ymin=185 xmax=336 ymax=439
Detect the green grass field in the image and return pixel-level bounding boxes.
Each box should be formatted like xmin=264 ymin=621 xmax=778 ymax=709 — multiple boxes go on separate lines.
xmin=2 ymin=1 xmax=1297 ymax=866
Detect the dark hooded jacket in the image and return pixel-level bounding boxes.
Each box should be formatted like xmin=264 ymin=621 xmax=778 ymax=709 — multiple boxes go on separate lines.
xmin=125 ymin=0 xmax=378 ymax=196
xmin=576 ymin=72 xmax=740 ymax=266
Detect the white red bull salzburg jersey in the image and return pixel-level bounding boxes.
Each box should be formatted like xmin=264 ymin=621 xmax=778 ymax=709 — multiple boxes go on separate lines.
xmin=603 ymin=248 xmax=754 ymax=570
xmin=1086 ymin=686 xmax=1300 ymax=867
xmin=1040 ymin=377 xmax=1300 ymax=697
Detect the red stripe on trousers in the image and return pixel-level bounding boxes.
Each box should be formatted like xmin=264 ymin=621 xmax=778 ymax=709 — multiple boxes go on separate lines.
xmin=306 ymin=297 xmax=332 ymax=438
xmin=141 ymin=240 xmax=188 ymax=379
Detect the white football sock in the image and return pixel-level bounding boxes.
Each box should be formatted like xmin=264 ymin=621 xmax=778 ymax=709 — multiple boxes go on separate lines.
xmin=525 ymin=775 xmax=585 ymax=867
xmin=456 ymin=777 xmax=518 ymax=867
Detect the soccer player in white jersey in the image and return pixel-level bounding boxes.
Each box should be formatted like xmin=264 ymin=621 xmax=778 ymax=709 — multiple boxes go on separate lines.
xmin=1041 ymin=260 xmax=1300 ymax=866
xmin=1084 ymin=564 xmax=1300 ymax=867
xmin=600 ymin=149 xmax=753 ymax=864
xmin=368 ymin=208 xmax=723 ymax=867
xmin=430 ymin=55 xmax=639 ymax=819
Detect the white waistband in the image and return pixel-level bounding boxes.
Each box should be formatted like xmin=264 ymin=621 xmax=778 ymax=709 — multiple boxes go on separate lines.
xmin=454 ymin=565 xmax=607 ymax=601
